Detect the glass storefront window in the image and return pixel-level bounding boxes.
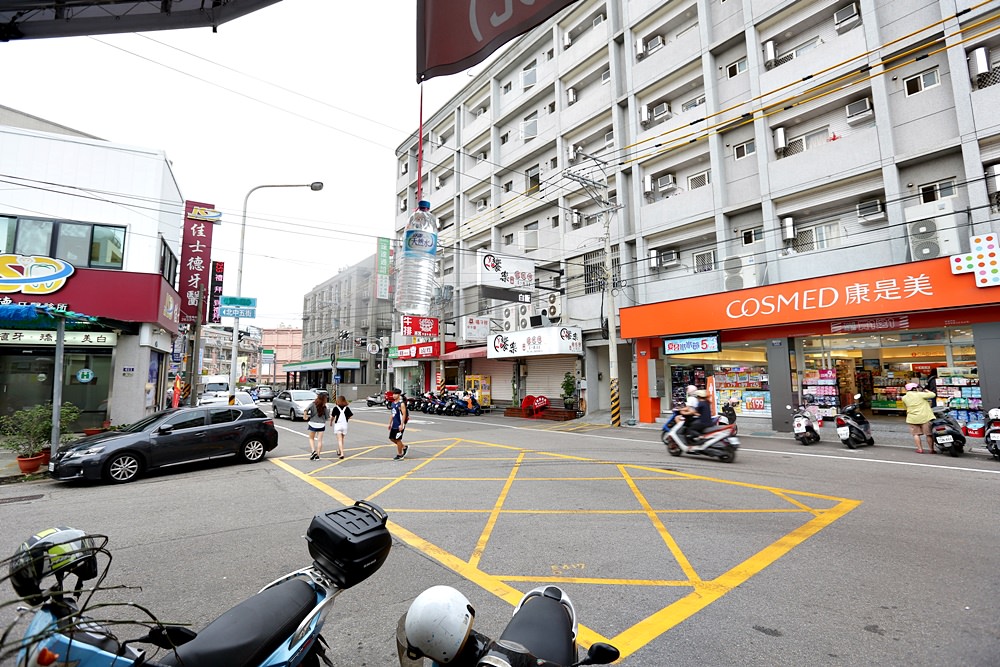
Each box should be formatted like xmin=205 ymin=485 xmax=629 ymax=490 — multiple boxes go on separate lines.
xmin=0 ymin=216 xmax=15 ymax=252
xmin=91 ymin=225 xmax=125 ymax=269
xmin=661 ymin=340 xmax=770 ymax=417
xmin=15 ymin=218 xmax=54 ymax=256
xmin=56 ymin=223 xmax=91 ymax=265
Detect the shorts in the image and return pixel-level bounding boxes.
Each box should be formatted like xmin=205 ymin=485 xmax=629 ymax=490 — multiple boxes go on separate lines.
xmin=308 ymin=423 xmax=326 ymax=432
xmin=908 ymin=422 xmax=931 ymax=436
xmin=389 ymin=428 xmax=404 ymax=440
xmin=333 ymin=424 xmax=348 ymax=435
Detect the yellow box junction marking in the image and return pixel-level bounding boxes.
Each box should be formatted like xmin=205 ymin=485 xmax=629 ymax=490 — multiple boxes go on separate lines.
xmin=271 ymin=438 xmax=861 ymax=660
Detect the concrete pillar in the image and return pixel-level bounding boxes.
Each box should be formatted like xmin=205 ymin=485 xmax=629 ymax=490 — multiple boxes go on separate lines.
xmin=767 ymin=337 xmax=794 ymax=432
xmin=973 ymin=323 xmax=1000 ymax=409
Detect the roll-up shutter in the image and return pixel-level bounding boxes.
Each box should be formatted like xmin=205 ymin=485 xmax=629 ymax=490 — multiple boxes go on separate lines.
xmin=774 ymin=171 xmax=884 ymax=215
xmin=525 ymin=356 xmax=576 ymax=399
xmin=470 ymin=358 xmax=516 ymax=403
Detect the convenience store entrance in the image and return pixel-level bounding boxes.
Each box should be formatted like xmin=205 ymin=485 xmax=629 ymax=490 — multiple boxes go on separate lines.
xmin=795 ymin=326 xmax=978 ymax=421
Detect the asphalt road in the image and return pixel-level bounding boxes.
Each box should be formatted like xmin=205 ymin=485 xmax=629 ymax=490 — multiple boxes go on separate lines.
xmin=1 ymin=402 xmax=998 ymax=666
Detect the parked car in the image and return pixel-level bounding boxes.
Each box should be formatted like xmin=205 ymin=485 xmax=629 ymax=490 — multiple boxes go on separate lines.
xmin=255 ymin=385 xmax=275 ymax=402
xmin=199 ymin=391 xmax=256 ymax=407
xmin=272 ymin=389 xmax=319 ymax=421
xmin=49 ymin=405 xmax=279 ymax=484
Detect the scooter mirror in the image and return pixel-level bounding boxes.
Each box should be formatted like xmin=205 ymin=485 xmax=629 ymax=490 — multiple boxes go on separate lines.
xmin=785 ymin=404 xmax=792 ymax=410
xmin=574 ymin=642 xmax=621 ymax=665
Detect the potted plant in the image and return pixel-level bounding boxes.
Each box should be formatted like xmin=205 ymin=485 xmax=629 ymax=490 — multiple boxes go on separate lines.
xmin=0 ymin=402 xmax=81 ymax=474
xmin=561 ymin=372 xmax=577 ymax=410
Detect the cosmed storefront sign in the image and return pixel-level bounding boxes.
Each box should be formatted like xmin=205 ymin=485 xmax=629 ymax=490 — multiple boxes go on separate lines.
xmin=621 ymin=257 xmax=1000 ymax=338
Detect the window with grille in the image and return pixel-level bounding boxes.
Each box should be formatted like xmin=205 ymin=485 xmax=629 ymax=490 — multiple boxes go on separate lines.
xmin=784 ymin=127 xmax=829 ymax=156
xmin=734 ymin=139 xmax=755 ymax=160
xmin=582 ymin=248 xmax=621 ymax=294
xmin=693 ymin=250 xmax=716 ymax=273
xmin=919 ymin=178 xmax=956 ymax=203
xmin=905 ymin=68 xmax=940 ymax=96
xmin=681 ymin=94 xmax=706 ymax=113
xmin=793 ymin=222 xmax=840 ymax=253
xmin=688 ymin=169 xmax=711 ymax=189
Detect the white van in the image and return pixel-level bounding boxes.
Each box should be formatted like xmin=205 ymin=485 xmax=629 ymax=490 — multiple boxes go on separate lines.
xmin=199 ymin=374 xmax=230 ymax=406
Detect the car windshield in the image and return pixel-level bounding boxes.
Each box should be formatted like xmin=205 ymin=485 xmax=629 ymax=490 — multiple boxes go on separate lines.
xmin=290 ymin=390 xmax=316 ymax=400
xmin=120 ymin=411 xmax=174 ymax=433
xmin=205 ymin=382 xmax=228 ymax=392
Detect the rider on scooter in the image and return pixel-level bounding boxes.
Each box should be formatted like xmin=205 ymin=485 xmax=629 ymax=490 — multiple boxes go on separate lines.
xmin=680 ymin=390 xmax=713 ymax=444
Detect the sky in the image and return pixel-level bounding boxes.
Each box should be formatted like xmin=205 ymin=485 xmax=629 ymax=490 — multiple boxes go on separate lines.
xmin=2 ymin=2 xmax=477 ymax=328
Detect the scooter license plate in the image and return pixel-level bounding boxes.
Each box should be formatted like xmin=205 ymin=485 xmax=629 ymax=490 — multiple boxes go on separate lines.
xmin=836 ymin=427 xmax=850 ymax=439
xmin=793 ymin=423 xmax=806 ymax=434
xmin=936 ymin=435 xmax=954 ymax=443
xmin=990 ymin=433 xmax=1000 ymax=441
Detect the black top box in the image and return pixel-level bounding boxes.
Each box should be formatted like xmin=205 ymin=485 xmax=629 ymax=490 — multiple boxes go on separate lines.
xmin=306 ymin=501 xmax=391 ymax=589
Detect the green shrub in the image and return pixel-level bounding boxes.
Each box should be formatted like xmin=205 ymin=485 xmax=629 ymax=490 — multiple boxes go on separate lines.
xmin=0 ymin=403 xmax=81 ymax=457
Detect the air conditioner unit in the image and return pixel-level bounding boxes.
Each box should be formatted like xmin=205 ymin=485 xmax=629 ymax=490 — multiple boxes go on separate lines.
xmin=604 ymin=130 xmax=614 ymax=145
xmin=571 ymin=209 xmax=583 ymax=228
xmin=476 ymin=152 xmax=487 ymax=162
xmin=501 ymin=304 xmax=519 ymax=332
xmin=542 ymin=292 xmax=562 ymax=321
xmin=635 ymin=36 xmax=645 ymax=59
xmin=476 ymin=199 xmax=488 ymax=212
xmin=763 ymin=40 xmax=777 ymax=68
xmin=781 ymin=217 xmax=796 ymax=241
xmin=568 ymin=144 xmax=581 ymax=163
xmin=564 ymin=32 xmax=573 ymax=49
xmin=593 ymin=14 xmax=605 ymax=28
xmin=773 ymin=126 xmax=787 ymax=153
xmin=643 ymin=174 xmax=655 ymax=195
xmin=723 ymin=255 xmax=757 ymax=291
xmin=639 ymin=104 xmax=652 ymax=126
xmin=399 ymin=199 xmax=408 ymax=211
xmin=834 ymin=3 xmax=861 ymax=33
xmin=529 ymin=313 xmax=550 ymax=328
xmin=646 ymin=35 xmax=664 ymax=53
xmin=434 ymin=176 xmax=443 ymax=189
xmin=652 ymin=101 xmax=671 ymax=119
xmin=517 ymin=303 xmax=531 ymax=330
xmin=567 ymin=87 xmax=577 ymax=105
xmin=601 ymin=69 xmax=611 ymax=84
xmin=657 ymin=174 xmax=676 ymax=191
xmin=904 ymin=200 xmax=963 ymax=260
xmin=970 ymin=47 xmax=991 ymax=80
xmin=989 ymin=164 xmax=1000 ymax=191
xmin=846 ymin=97 xmax=873 ymax=125
xmin=660 ymin=249 xmax=680 ymax=267
xmin=475 ymin=106 xmax=487 ymax=117
xmin=857 ymin=199 xmax=885 ymax=222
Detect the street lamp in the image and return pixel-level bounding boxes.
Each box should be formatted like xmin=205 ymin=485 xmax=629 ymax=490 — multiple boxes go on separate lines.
xmin=229 ymin=181 xmax=323 ymax=404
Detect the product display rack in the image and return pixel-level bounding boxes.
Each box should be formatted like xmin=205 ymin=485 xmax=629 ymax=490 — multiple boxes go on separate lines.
xmin=802 ymin=368 xmax=839 ymax=417
xmin=936 ymin=368 xmax=982 ymax=425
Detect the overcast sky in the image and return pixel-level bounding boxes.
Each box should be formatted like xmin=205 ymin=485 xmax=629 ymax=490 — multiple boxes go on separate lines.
xmin=2 ymin=2 xmax=475 ymax=328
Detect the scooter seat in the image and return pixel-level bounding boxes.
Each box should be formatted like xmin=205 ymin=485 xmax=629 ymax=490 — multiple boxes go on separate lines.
xmin=498 ymin=589 xmax=575 ymax=666
xmin=159 ymin=577 xmax=316 ymax=667
xmin=703 ymin=424 xmax=731 ymax=435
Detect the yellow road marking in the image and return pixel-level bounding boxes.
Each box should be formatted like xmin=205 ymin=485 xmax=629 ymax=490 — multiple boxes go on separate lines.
xmin=271 ymin=439 xmax=861 ymax=658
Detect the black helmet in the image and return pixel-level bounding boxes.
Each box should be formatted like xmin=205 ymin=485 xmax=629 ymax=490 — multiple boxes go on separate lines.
xmin=9 ymin=527 xmax=100 ymax=605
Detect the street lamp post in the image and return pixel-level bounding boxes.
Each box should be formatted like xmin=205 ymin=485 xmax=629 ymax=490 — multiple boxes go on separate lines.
xmin=229 ymin=181 xmax=323 ymax=404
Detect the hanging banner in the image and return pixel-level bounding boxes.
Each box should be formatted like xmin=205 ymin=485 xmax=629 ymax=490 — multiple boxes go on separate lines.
xmin=208 ymin=260 xmax=225 ymax=324
xmin=401 ymin=315 xmax=439 ymax=337
xmin=417 ymin=0 xmax=581 ymax=82
xmin=376 ymin=237 xmax=391 ymax=300
xmin=179 ymin=200 xmax=219 ymax=324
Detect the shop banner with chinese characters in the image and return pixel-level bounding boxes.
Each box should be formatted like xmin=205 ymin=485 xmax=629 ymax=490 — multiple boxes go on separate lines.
xmin=376 ymin=237 xmax=391 ymax=300
xmin=622 ymin=257 xmax=1000 ymax=338
xmin=0 ymin=330 xmax=117 ymax=346
xmin=394 ymin=341 xmax=457 ymax=360
xmin=401 ymin=315 xmax=439 ymax=337
xmin=208 ymin=261 xmax=225 ymax=324
xmin=179 ymin=201 xmax=219 ymax=324
xmin=488 ymin=326 xmax=583 ymax=358
xmin=462 ymin=315 xmax=491 ymax=341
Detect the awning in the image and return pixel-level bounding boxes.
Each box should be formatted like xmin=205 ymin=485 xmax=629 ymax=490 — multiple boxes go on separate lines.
xmin=440 ymin=346 xmax=487 ymax=361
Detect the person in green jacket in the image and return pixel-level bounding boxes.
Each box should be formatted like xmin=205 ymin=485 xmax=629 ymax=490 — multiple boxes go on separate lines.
xmin=902 ymin=382 xmax=937 ymax=454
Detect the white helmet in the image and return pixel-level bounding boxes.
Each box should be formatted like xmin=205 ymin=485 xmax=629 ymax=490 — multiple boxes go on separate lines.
xmin=989 ymin=408 xmax=1000 ymax=421
xmin=404 ymin=586 xmax=475 ymax=664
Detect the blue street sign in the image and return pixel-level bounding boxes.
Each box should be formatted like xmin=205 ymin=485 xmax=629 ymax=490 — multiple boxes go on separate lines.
xmin=334 ymin=374 xmax=341 ymax=382
xmin=219 ymin=306 xmax=256 ymax=318
xmin=220 ymin=296 xmax=257 ymax=308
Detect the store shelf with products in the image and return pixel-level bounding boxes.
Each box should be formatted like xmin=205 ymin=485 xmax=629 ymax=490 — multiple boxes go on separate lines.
xmin=870 ymin=374 xmax=914 ymax=413
xmin=713 ymin=367 xmax=770 ymax=417
xmin=802 ymin=368 xmax=839 ymax=417
xmin=669 ymin=365 xmax=706 ymax=409
xmin=936 ymin=367 xmax=982 ymax=425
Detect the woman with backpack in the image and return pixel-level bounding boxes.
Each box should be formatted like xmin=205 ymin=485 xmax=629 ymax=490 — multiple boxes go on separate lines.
xmin=328 ymin=395 xmax=353 ymax=460
xmin=304 ymin=391 xmax=329 ymax=460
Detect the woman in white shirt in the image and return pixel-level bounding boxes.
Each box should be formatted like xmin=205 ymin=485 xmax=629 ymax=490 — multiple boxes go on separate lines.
xmin=329 ymin=395 xmax=354 ymax=460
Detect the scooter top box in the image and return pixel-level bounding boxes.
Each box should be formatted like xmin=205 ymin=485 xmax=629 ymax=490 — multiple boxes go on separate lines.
xmin=306 ymin=501 xmax=391 ymax=589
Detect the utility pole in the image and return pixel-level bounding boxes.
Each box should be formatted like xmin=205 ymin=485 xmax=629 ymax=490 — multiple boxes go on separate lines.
xmin=566 ymin=151 xmax=621 ymax=426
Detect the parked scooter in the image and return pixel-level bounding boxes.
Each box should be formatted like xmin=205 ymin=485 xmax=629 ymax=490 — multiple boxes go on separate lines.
xmin=661 ymin=414 xmax=740 ymax=463
xmin=985 ymin=408 xmax=1000 ymax=461
xmin=3 ymin=501 xmax=391 ymax=667
xmin=397 ymin=584 xmax=619 ymax=667
xmin=929 ymin=406 xmax=967 ymax=457
xmin=464 ymin=392 xmax=483 ymax=416
xmin=366 ymin=392 xmax=386 ymax=408
xmin=444 ymin=392 xmax=469 ymax=416
xmin=834 ymin=394 xmax=874 ymax=449
xmin=787 ymin=403 xmax=822 ymax=445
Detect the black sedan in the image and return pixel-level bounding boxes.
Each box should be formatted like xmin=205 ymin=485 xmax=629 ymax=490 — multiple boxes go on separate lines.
xmin=50 ymin=405 xmax=279 ymax=484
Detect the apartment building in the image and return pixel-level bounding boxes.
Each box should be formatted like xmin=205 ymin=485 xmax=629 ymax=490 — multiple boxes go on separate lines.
xmin=396 ymin=0 xmax=1000 ymax=427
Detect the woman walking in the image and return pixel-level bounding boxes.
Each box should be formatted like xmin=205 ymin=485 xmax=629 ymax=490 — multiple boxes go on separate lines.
xmin=304 ymin=392 xmax=329 ymax=460
xmin=329 ymin=395 xmax=353 ymax=460
xmin=902 ymin=382 xmax=937 ymax=454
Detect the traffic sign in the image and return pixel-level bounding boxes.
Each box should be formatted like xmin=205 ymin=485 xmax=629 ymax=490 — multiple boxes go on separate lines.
xmin=220 ymin=296 xmax=257 ymax=308
xmin=219 ymin=306 xmax=256 ymax=318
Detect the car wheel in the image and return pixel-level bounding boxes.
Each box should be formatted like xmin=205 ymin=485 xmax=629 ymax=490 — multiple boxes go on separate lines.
xmin=104 ymin=452 xmax=143 ymax=483
xmin=240 ymin=438 xmax=267 ymax=463
xmin=289 ymin=407 xmax=298 ymax=422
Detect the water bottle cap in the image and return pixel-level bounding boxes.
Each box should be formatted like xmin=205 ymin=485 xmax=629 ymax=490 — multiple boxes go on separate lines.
xmin=418 ymin=200 xmax=431 ymax=210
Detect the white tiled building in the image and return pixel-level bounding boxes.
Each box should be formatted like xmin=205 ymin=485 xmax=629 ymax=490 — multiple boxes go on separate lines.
xmin=396 ymin=0 xmax=1000 ymax=424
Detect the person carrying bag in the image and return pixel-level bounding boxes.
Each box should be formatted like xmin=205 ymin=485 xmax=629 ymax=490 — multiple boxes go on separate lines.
xmin=304 ymin=392 xmax=329 ymax=460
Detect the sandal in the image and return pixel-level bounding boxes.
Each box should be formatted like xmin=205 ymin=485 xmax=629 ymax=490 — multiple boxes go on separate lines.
xmin=915 ymin=448 xmax=925 ymax=454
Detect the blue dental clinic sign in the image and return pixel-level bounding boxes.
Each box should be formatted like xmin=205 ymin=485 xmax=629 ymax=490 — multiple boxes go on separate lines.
xmin=662 ymin=333 xmax=721 ymax=355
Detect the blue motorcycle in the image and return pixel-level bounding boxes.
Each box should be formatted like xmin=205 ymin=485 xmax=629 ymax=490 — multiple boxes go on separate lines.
xmin=3 ymin=501 xmax=391 ymax=667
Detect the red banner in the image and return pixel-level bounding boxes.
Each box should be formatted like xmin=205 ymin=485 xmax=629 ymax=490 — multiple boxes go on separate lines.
xmin=178 ymin=201 xmax=218 ymax=324
xmin=417 ymin=0 xmax=580 ymax=82
xmin=208 ymin=260 xmax=225 ymax=324
xmin=401 ymin=315 xmax=439 ymax=337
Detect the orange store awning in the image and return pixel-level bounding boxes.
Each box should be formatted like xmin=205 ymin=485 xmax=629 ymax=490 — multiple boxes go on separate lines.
xmin=440 ymin=346 xmax=488 ymax=360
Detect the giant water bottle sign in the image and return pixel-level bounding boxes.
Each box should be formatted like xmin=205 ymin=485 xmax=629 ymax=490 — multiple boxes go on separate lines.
xmin=395 ymin=201 xmax=439 ymax=316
